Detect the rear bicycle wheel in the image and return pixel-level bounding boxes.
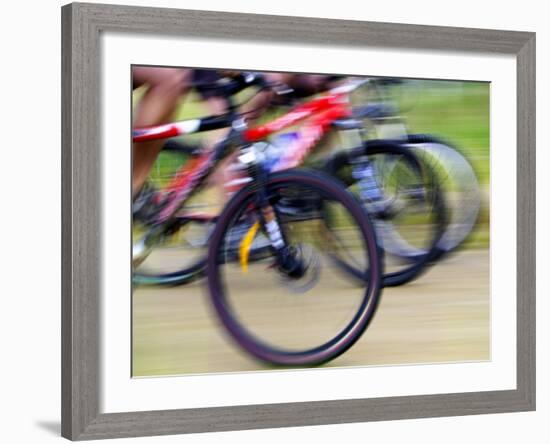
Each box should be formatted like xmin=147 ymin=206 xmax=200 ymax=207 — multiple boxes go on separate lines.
xmin=132 ymin=216 xmax=211 ymax=286
xmin=206 ymin=169 xmax=382 ymax=366
xmin=132 ymin=141 xmax=215 ymax=287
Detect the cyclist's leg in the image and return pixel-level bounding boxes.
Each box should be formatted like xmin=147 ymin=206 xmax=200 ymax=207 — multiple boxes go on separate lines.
xmin=132 ymin=67 xmax=193 ymax=196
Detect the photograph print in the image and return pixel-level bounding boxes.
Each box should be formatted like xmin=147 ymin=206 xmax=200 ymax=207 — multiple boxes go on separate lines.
xmin=131 ymin=66 xmax=489 ymax=377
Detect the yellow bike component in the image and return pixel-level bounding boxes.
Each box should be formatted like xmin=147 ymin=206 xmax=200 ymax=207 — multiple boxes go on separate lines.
xmin=239 ymin=221 xmax=260 ymax=273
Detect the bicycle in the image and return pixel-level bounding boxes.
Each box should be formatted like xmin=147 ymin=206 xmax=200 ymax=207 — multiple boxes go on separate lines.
xmin=133 ymin=73 xmax=384 ymax=365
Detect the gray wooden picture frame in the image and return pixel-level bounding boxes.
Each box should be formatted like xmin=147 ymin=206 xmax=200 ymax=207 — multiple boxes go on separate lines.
xmin=61 ymin=2 xmax=536 ymax=440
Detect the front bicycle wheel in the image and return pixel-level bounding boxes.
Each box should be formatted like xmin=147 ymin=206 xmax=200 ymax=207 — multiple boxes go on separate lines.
xmin=325 ymin=140 xmax=447 ymax=287
xmin=206 ymin=169 xmax=382 ymax=367
xmin=405 ymin=134 xmax=482 ymax=258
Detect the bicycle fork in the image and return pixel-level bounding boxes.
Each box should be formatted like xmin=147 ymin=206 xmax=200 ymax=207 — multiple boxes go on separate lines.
xmin=261 ymin=205 xmax=309 ymax=279
xmin=239 ymin=147 xmax=307 ymax=279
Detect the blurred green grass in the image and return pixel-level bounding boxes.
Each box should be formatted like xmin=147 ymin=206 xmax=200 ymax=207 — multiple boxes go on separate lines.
xmin=396 ymin=81 xmax=489 ymax=184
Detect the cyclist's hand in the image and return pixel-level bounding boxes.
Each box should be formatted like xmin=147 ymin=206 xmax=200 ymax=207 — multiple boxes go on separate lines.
xmin=219 ymin=70 xmax=241 ymax=78
xmin=241 ymin=89 xmax=275 ymax=122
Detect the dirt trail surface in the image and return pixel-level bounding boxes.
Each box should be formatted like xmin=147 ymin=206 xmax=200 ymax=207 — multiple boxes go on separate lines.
xmin=132 ymin=249 xmax=489 ymax=377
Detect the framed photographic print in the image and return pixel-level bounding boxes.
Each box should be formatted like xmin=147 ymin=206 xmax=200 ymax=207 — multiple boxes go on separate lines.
xmin=61 ymin=2 xmax=535 ymax=440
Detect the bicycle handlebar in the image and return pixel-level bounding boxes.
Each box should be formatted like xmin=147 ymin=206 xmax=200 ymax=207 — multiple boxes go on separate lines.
xmin=196 ymin=72 xmax=271 ymax=98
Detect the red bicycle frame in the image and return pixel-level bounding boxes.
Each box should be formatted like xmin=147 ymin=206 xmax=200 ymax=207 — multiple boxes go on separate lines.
xmin=133 ymin=88 xmax=354 ymax=224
